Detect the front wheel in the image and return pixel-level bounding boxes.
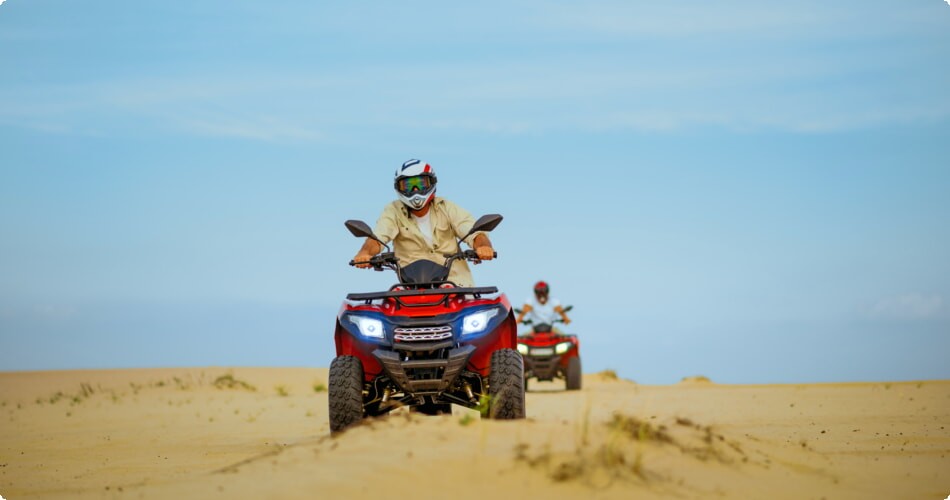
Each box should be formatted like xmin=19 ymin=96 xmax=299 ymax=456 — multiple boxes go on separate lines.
xmin=486 ymin=348 xmax=526 ymax=419
xmin=566 ymin=356 xmax=582 ymax=391
xmin=329 ymin=356 xmax=364 ymax=433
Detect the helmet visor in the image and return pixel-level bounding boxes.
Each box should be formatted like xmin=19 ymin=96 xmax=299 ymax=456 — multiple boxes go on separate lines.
xmin=396 ymin=175 xmax=434 ymax=196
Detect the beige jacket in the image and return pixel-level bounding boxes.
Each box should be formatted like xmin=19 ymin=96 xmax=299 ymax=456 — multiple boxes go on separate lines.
xmin=373 ymin=197 xmax=484 ymax=287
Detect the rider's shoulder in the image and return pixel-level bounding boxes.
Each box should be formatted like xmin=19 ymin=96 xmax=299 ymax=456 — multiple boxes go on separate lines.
xmin=435 ymin=197 xmax=470 ymax=215
xmin=383 ymin=200 xmax=406 ymax=214
xmin=421 ymin=196 xmax=450 ymax=215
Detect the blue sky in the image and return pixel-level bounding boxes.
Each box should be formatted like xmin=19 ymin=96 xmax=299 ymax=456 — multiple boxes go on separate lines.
xmin=1 ymin=1 xmax=948 ymax=383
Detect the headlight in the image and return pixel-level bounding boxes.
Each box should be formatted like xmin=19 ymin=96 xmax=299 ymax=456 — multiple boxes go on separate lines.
xmin=555 ymin=341 xmax=573 ymax=354
xmin=461 ymin=309 xmax=499 ymax=336
xmin=349 ymin=316 xmax=384 ymax=339
xmin=517 ymin=344 xmax=529 ymax=355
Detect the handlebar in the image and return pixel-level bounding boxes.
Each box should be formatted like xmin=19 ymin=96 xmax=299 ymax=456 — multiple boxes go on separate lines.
xmin=349 ymin=252 xmax=398 ymax=271
xmin=350 ymin=248 xmax=497 ymax=276
xmin=351 ymin=249 xmax=495 ymax=268
xmin=444 ymin=249 xmax=498 ymax=260
xmin=443 ymin=249 xmax=497 ymax=270
xmin=468 ymin=249 xmax=499 ymax=260
xmin=520 ymin=318 xmax=568 ymax=325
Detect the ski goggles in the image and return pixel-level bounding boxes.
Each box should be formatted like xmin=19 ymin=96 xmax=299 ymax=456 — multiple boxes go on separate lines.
xmin=396 ymin=175 xmax=434 ymax=196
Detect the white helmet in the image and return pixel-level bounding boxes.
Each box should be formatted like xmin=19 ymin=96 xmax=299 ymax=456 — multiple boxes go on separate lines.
xmin=394 ymin=159 xmax=437 ymax=211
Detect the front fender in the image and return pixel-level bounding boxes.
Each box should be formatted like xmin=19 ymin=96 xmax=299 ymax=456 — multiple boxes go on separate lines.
xmin=334 ymin=320 xmax=384 ymax=381
xmin=463 ymin=311 xmax=517 ymax=376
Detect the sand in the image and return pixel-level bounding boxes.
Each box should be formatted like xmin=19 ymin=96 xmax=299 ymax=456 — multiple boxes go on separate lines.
xmin=1 ymin=368 xmax=948 ymax=499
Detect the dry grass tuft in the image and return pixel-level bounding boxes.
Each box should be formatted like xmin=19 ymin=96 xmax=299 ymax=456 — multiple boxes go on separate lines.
xmin=609 ymin=414 xmax=674 ymax=444
xmin=213 ymin=374 xmax=256 ymax=392
xmin=514 ymin=411 xmax=747 ymax=487
xmin=39 ymin=382 xmax=101 ymax=406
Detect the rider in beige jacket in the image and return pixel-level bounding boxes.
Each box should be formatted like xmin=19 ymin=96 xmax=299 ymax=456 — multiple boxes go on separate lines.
xmin=352 ymin=159 xmax=495 ymax=287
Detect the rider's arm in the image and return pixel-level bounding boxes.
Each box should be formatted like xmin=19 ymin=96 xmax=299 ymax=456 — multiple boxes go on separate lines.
xmin=473 ymin=233 xmax=494 ymax=261
xmin=554 ymin=304 xmax=571 ymax=324
xmin=516 ymin=304 xmax=533 ymax=323
xmin=353 ymin=238 xmax=382 ymax=269
xmin=354 ymin=203 xmax=399 ymax=269
xmin=443 ymin=199 xmax=492 ymax=257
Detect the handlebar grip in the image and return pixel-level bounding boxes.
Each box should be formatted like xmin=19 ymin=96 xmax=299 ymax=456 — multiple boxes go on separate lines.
xmin=445 ymin=250 xmax=499 ymax=260
xmin=470 ymin=250 xmax=498 ymax=259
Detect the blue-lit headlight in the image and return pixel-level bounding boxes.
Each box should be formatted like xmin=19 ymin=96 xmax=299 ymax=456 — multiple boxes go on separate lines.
xmin=348 ymin=315 xmax=385 ymax=339
xmin=461 ymin=308 xmax=499 ymax=336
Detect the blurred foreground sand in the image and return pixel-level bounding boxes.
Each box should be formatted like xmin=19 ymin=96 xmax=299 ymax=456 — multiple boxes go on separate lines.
xmin=1 ymin=368 xmax=948 ymax=499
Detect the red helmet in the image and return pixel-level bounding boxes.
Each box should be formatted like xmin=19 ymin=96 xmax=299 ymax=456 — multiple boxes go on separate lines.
xmin=533 ymin=281 xmax=549 ymax=295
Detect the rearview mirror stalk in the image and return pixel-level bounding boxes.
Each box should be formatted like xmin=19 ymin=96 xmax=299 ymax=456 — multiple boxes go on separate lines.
xmin=344 ymin=220 xmax=391 ymax=252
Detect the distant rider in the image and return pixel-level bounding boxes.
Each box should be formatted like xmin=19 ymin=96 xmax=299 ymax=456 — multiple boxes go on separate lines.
xmin=516 ymin=281 xmax=571 ymax=329
xmin=351 ymin=159 xmax=495 ymax=287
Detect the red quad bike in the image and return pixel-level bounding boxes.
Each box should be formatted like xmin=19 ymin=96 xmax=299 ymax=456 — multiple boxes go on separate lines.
xmin=329 ymin=214 xmax=525 ymax=433
xmin=515 ymin=306 xmax=582 ymax=391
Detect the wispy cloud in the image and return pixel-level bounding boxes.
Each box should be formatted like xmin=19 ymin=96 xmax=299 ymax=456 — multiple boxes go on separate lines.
xmin=2 ymin=55 xmax=947 ymax=140
xmin=178 ymin=115 xmax=325 ymax=142
xmin=1 ymin=1 xmax=947 ymax=139
xmin=532 ymin=2 xmax=947 ymax=40
xmin=0 ymin=77 xmax=335 ymax=142
xmin=0 ymin=304 xmax=79 ymax=320
xmin=869 ymin=294 xmax=946 ymax=320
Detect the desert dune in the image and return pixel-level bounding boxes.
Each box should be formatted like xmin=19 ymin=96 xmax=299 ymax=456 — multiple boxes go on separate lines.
xmin=1 ymin=368 xmax=948 ymax=499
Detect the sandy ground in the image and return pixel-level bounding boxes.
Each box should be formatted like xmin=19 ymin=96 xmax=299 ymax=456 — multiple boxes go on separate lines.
xmin=1 ymin=368 xmax=948 ymax=499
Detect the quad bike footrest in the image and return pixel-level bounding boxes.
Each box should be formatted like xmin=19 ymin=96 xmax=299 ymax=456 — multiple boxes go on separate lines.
xmin=373 ymin=345 xmax=475 ymax=396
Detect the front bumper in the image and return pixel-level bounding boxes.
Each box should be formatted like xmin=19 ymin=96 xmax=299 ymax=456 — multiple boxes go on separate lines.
xmin=523 ymin=353 xmax=563 ymax=381
xmin=372 ymin=345 xmax=475 ymax=396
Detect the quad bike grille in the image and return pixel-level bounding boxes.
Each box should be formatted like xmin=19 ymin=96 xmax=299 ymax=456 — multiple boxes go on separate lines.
xmin=393 ymin=325 xmax=453 ymax=342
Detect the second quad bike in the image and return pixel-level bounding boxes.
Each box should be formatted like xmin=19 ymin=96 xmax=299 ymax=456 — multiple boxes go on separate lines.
xmin=516 ymin=306 xmax=582 ymax=391
xmin=328 ymin=214 xmax=525 ymax=433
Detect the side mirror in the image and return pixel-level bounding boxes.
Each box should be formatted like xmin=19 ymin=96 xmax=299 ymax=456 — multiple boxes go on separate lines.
xmin=345 ymin=220 xmax=390 ymax=252
xmin=344 ymin=220 xmax=377 ymax=239
xmin=461 ymin=214 xmax=503 ymax=241
xmin=562 ymin=305 xmax=573 ymax=312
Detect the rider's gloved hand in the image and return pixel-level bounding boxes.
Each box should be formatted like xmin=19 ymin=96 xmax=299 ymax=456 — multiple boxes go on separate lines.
xmin=475 ymin=245 xmax=495 ymax=261
xmin=353 ymin=251 xmax=374 ymax=269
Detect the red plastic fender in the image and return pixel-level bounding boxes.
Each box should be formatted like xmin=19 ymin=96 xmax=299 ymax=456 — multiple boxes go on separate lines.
xmin=334 ymin=321 xmax=384 ymax=381
xmin=464 ymin=311 xmax=518 ymax=377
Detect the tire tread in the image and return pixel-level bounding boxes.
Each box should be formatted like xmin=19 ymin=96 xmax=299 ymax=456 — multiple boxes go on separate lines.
xmin=329 ymin=356 xmax=364 ymax=433
xmin=566 ymin=356 xmax=582 ymax=391
xmin=488 ymin=349 xmax=526 ymax=419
